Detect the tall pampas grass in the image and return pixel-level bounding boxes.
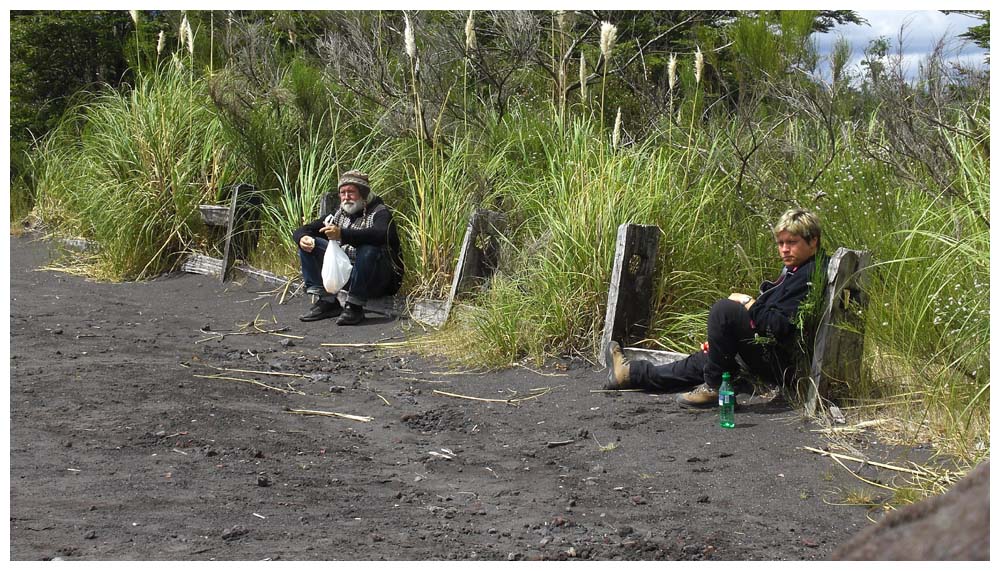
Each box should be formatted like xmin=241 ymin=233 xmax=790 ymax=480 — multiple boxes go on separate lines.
xmin=579 ymin=52 xmax=587 ymax=102
xmin=598 ymin=21 xmax=617 ymax=134
xmin=612 ymin=107 xmax=622 ymax=150
xmin=403 ymin=14 xmax=425 ymax=145
xmin=599 ymin=21 xmax=617 ymax=63
xmin=694 ymin=47 xmax=704 ymax=85
xmin=404 ymin=14 xmax=416 ymax=60
xmin=668 ymin=53 xmax=678 ymax=92
xmin=464 ymin=11 xmax=476 ymax=53
xmin=129 ymin=10 xmax=141 ymax=74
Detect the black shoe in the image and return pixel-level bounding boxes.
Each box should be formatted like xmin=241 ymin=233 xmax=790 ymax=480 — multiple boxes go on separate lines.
xmin=299 ymin=299 xmax=342 ymax=322
xmin=336 ymin=302 xmax=364 ymax=326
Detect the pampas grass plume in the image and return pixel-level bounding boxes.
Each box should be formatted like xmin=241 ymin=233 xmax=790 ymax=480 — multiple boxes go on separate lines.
xmin=668 ymin=54 xmax=677 ymax=91
xmin=404 ymin=14 xmax=416 ymax=59
xmin=157 ymin=30 xmax=166 ymax=55
xmin=695 ymin=47 xmax=704 ymax=85
xmin=130 ymin=10 xmax=139 ymax=26
xmin=465 ymin=11 xmax=476 ymax=53
xmin=599 ymin=21 xmax=617 ymax=61
xmin=579 ymin=52 xmax=587 ymax=100
xmin=612 ymin=107 xmax=622 ymax=150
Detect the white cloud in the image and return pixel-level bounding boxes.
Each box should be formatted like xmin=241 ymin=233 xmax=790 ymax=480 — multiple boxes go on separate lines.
xmin=814 ymin=10 xmax=987 ymax=83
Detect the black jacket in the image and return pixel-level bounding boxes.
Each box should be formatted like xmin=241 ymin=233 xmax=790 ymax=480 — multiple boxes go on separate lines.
xmin=748 ymin=255 xmax=821 ymax=349
xmin=292 ymin=195 xmax=404 ymax=291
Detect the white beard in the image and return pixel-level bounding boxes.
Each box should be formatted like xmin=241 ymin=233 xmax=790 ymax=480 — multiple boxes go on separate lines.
xmin=341 ymin=198 xmax=366 ymax=215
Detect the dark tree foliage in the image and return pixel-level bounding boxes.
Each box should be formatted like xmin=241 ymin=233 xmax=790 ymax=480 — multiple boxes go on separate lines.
xmin=10 ymin=11 xmax=133 ymax=142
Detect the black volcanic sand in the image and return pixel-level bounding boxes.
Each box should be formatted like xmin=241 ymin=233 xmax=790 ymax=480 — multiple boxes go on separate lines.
xmin=9 ymin=234 xmax=914 ymax=560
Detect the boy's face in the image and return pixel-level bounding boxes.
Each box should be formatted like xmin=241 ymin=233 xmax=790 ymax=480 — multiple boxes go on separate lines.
xmin=775 ymin=230 xmax=818 ymax=268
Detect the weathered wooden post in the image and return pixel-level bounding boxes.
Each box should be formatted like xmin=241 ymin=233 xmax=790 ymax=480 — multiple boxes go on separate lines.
xmin=319 ymin=192 xmax=340 ymax=220
xmin=598 ymin=223 xmax=660 ymax=366
xmin=412 ymin=209 xmax=504 ymax=327
xmin=804 ymin=248 xmax=871 ymax=416
xmin=219 ymin=183 xmax=261 ymax=282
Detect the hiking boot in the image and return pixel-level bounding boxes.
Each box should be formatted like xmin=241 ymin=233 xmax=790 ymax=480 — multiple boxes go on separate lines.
xmin=602 ymin=340 xmax=633 ymax=390
xmin=305 ymin=285 xmax=327 ymax=296
xmin=299 ymin=299 xmax=342 ymax=322
xmin=336 ymin=302 xmax=365 ymax=326
xmin=677 ymin=383 xmax=719 ymax=409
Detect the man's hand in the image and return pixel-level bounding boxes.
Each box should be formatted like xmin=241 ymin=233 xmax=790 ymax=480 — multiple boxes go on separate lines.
xmin=728 ymin=293 xmax=755 ymax=310
xmin=299 ymin=235 xmax=315 ymax=253
xmin=321 ymin=224 xmax=342 ymax=241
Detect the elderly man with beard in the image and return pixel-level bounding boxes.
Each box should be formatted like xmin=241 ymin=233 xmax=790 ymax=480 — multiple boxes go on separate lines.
xmin=292 ymin=170 xmax=404 ymax=325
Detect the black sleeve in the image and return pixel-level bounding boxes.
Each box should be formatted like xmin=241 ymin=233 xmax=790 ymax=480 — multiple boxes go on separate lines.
xmin=292 ymin=219 xmax=325 ymax=246
xmin=749 ymin=266 xmax=815 ymax=342
xmin=341 ymin=209 xmax=393 ymax=247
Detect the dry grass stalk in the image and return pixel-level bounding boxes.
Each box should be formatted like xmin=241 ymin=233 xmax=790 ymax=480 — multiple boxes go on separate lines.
xmin=321 ymin=340 xmax=423 ymax=348
xmin=802 ymin=446 xmax=925 ymax=476
xmin=812 ymin=418 xmax=893 ymax=434
xmin=193 ymin=373 xmax=304 ymax=395
xmin=285 ymin=408 xmax=373 ymax=422
xmin=432 ymin=387 xmax=553 ymax=405
xmin=513 ymin=363 xmax=567 ymax=377
xmin=212 ymin=366 xmax=308 ymax=378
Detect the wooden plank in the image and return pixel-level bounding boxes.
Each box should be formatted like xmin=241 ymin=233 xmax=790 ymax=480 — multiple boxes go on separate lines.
xmin=198 ymin=205 xmax=231 ymax=227
xmin=412 ymin=210 xmax=504 ymax=328
xmin=599 ymin=224 xmax=660 ymax=365
xmin=181 ymin=254 xmax=223 ymax=277
xmin=61 ymin=238 xmax=98 ymax=253
xmin=804 ymin=248 xmax=871 ymax=416
xmin=622 ymin=347 xmax=686 ymax=367
xmin=452 ymin=210 xmax=504 ymax=295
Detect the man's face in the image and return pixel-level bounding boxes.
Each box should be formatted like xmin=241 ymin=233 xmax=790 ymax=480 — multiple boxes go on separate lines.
xmin=775 ymin=230 xmax=818 ymax=268
xmin=339 ymin=185 xmax=365 ymax=215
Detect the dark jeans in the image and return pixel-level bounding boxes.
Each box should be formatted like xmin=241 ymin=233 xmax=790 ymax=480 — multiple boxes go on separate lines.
xmin=629 ymin=299 xmax=774 ymax=391
xmin=298 ymin=239 xmax=396 ymax=306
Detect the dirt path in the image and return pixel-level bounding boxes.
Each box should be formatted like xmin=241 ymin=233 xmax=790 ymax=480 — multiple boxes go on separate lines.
xmin=9 ymin=234 xmax=899 ymax=560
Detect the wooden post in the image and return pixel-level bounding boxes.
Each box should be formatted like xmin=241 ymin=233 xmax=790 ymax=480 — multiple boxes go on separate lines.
xmin=804 ymin=248 xmax=871 ymax=416
xmin=220 ymin=183 xmax=261 ymax=282
xmin=451 ymin=209 xmax=504 ymax=296
xmin=599 ymin=224 xmax=660 ymax=365
xmin=412 ymin=209 xmax=504 ymax=327
xmin=319 ymin=192 xmax=340 ymax=220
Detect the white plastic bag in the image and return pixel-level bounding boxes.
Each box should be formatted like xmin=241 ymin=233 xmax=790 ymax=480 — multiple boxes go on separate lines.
xmin=322 ymin=240 xmax=353 ymax=294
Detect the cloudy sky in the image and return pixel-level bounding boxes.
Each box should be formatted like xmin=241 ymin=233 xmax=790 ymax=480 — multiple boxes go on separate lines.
xmin=812 ymin=10 xmax=988 ymax=82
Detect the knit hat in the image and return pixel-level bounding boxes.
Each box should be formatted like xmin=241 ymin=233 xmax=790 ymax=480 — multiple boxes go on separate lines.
xmin=338 ymin=169 xmax=371 ymax=198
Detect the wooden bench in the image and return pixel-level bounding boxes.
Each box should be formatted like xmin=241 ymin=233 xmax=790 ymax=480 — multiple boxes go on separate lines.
xmin=601 ymin=222 xmax=871 ymax=417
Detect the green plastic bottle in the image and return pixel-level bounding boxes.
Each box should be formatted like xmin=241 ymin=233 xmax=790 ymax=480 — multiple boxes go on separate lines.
xmin=719 ymin=372 xmax=735 ymax=429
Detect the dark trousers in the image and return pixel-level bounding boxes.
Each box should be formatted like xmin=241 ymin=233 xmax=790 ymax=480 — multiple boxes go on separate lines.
xmin=298 ymin=240 xmax=396 ymax=306
xmin=629 ymin=299 xmax=773 ymax=391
